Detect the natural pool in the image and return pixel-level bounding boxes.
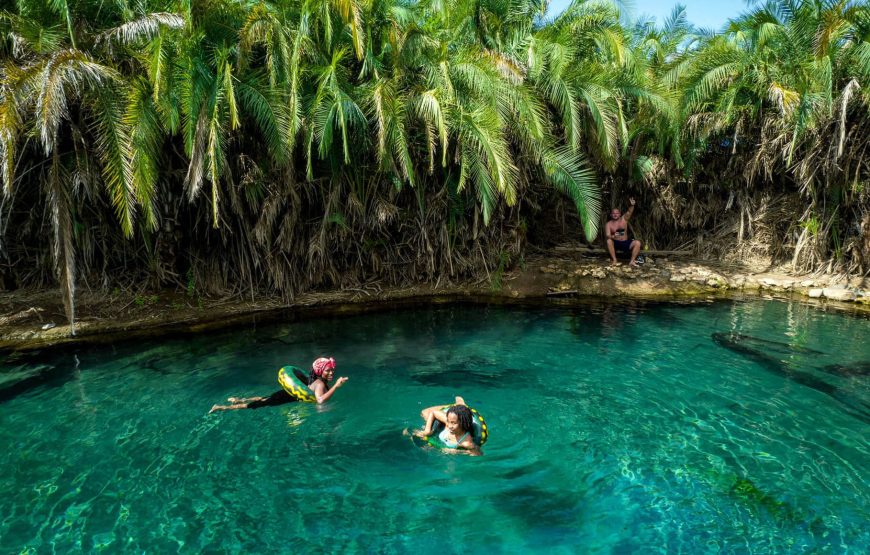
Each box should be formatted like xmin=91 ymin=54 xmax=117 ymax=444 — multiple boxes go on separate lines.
xmin=1 ymin=300 xmax=868 ymax=553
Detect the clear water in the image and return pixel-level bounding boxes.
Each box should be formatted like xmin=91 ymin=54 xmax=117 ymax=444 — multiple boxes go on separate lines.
xmin=1 ymin=300 xmax=869 ymax=553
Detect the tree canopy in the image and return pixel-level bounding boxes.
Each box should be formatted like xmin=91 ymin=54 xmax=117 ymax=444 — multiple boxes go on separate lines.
xmin=1 ymin=0 xmax=869 ymax=328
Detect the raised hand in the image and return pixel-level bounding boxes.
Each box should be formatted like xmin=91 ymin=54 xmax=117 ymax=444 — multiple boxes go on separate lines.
xmin=629 ymin=197 xmax=636 ymax=206
xmin=335 ymin=376 xmax=349 ymax=387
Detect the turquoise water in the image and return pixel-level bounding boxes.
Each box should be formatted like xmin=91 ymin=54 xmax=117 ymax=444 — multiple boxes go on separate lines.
xmin=1 ymin=300 xmax=868 ymax=553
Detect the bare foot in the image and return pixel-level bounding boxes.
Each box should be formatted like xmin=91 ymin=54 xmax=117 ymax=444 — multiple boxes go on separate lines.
xmin=610 ymin=261 xmax=621 ymax=266
xmin=629 ymin=262 xmax=639 ymax=268
xmin=209 ymin=404 xmax=222 ymax=414
xmin=454 ymin=396 xmax=466 ymax=406
xmin=227 ymin=397 xmax=241 ymax=403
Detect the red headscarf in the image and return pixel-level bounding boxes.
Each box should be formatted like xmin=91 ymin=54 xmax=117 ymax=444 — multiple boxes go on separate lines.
xmin=312 ymin=357 xmax=336 ymax=376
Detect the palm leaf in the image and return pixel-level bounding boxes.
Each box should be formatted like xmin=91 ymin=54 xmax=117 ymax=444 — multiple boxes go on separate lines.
xmin=236 ymin=74 xmax=291 ymax=163
xmin=125 ymin=78 xmax=163 ymax=230
xmin=541 ymin=145 xmax=600 ymax=241
xmin=35 ymin=50 xmax=117 ymax=155
xmin=99 ymin=13 xmax=185 ymax=46
xmin=92 ymin=86 xmax=137 ymax=236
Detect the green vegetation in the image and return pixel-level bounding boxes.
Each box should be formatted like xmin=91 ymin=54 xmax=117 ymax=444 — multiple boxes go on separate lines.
xmin=0 ymin=0 xmax=868 ymax=329
xmin=134 ymin=294 xmax=159 ymax=307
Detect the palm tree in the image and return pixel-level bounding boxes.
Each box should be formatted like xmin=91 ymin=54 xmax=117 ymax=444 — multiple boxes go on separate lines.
xmin=678 ymin=0 xmax=870 ymax=270
xmin=3 ymin=0 xmax=864 ymax=311
xmin=0 ymin=1 xmax=183 ymax=333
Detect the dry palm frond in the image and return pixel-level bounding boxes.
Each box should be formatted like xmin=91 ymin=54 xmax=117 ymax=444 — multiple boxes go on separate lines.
xmin=47 ymin=151 xmax=75 ymax=334
xmin=99 ymin=13 xmax=185 ymax=47
xmin=837 ymin=79 xmax=860 ymax=159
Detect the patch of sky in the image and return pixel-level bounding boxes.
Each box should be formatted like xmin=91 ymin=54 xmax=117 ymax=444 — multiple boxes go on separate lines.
xmin=546 ymin=0 xmax=752 ymax=33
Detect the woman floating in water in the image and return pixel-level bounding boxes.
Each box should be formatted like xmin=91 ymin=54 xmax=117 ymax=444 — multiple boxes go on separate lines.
xmin=408 ymin=396 xmax=483 ymax=456
xmin=209 ymin=357 xmax=347 ymax=413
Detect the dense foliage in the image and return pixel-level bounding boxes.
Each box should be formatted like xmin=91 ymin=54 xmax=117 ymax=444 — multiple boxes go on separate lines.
xmin=1 ymin=0 xmax=868 ymax=329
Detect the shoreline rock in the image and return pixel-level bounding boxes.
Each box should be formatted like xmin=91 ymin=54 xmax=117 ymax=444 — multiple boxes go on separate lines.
xmin=1 ymin=251 xmax=868 ymax=352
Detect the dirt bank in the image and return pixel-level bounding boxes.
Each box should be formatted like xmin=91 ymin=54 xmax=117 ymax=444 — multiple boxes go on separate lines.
xmin=1 ymin=246 xmax=868 ymax=352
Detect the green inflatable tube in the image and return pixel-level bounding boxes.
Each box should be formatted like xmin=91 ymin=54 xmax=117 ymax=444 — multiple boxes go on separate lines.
xmin=278 ymin=366 xmax=317 ymax=403
xmin=426 ymin=405 xmax=489 ymax=448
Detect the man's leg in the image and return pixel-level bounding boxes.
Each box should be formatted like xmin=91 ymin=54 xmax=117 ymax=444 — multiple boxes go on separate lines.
xmin=629 ymin=240 xmax=641 ymax=266
xmin=606 ymin=238 xmax=619 ymax=264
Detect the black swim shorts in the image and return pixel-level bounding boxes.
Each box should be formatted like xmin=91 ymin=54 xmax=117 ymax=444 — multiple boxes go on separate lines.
xmin=247 ymin=389 xmax=298 ymax=409
xmin=613 ymin=239 xmax=633 ymax=252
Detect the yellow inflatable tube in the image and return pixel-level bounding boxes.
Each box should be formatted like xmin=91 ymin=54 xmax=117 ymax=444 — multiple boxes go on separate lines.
xmin=278 ymin=366 xmax=317 ymax=403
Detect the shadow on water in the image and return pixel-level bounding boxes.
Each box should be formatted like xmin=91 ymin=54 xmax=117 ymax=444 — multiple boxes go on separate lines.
xmin=711 ymin=332 xmax=870 ymax=423
xmin=488 ymin=483 xmax=586 ymax=542
xmin=0 ymin=340 xmax=198 ymax=403
xmin=409 ymin=367 xmax=535 ymax=389
xmin=565 ymin=302 xmax=697 ymax=359
xmin=411 ymin=369 xmax=501 ymax=387
xmin=405 ymin=351 xmax=541 ymax=389
xmin=0 ymin=347 xmax=84 ymax=402
xmin=0 ymin=362 xmax=74 ymax=402
xmin=714 ymin=333 xmax=825 ymax=356
xmin=566 ymin=303 xmax=649 ymax=342
xmin=819 ymin=361 xmax=870 ymax=378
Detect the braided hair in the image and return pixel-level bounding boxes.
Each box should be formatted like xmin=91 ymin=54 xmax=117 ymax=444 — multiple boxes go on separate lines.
xmin=447 ymin=405 xmax=474 ymax=435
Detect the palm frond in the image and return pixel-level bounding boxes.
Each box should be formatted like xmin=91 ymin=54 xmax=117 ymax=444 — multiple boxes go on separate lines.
xmin=100 ymin=13 xmax=185 ymax=46
xmin=415 ymin=89 xmax=449 ymax=168
xmin=125 ymin=78 xmax=163 ymax=230
xmin=577 ymin=81 xmax=620 ymax=168
xmin=236 ymin=74 xmax=291 ymax=164
xmin=92 ymin=86 xmax=137 ymax=236
xmin=35 ymin=49 xmax=117 ymax=154
xmin=541 ymin=145 xmax=600 ymax=241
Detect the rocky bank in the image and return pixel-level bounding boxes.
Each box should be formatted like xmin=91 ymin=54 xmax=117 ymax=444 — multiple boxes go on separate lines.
xmin=1 ymin=246 xmax=867 ymax=352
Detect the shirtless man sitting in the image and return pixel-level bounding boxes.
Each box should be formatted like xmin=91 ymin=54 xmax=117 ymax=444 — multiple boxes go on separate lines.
xmin=604 ymin=197 xmax=642 ymax=267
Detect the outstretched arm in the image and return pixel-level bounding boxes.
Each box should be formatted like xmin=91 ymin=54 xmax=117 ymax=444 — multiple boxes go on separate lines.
xmin=421 ymin=404 xmax=451 ymax=422
xmin=420 ymin=411 xmax=437 ymax=436
xmin=415 ymin=407 xmax=448 ymax=438
xmin=313 ymin=377 xmax=348 ymax=404
xmin=624 ymin=197 xmax=636 ymax=222
xmin=429 ymin=409 xmax=449 ymax=426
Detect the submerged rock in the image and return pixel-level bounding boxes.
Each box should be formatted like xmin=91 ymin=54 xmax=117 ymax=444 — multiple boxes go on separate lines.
xmin=711 ymin=332 xmax=870 ymax=423
xmin=819 ymin=361 xmax=870 ymax=377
